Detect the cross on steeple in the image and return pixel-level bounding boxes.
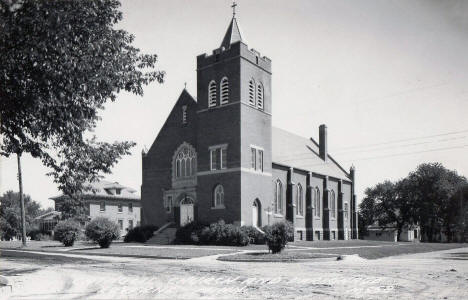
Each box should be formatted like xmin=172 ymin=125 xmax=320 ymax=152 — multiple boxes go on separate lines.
xmin=231 ymin=1 xmax=237 ymax=17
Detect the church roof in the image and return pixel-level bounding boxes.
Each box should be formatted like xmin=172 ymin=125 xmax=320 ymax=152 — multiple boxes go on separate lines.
xmin=272 ymin=127 xmax=351 ymax=181
xmin=220 ymin=17 xmax=246 ymax=49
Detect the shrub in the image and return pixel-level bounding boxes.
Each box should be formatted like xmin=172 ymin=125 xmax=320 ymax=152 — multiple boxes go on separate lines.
xmin=198 ymin=220 xmax=250 ymax=246
xmin=263 ymin=221 xmax=294 ymax=253
xmin=175 ymin=221 xmax=207 ymax=244
xmin=241 ymin=226 xmax=266 ymax=244
xmin=85 ymin=217 xmax=120 ymax=248
xmin=54 ymin=219 xmax=81 ymax=246
xmin=124 ymin=225 xmax=159 ymax=243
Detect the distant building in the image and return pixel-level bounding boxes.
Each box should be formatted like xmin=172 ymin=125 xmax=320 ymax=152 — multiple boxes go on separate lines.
xmin=141 ymin=12 xmax=358 ymax=241
xmin=34 ymin=211 xmax=61 ymax=234
xmin=365 ymin=224 xmax=420 ymax=242
xmin=50 ymin=180 xmax=141 ymax=236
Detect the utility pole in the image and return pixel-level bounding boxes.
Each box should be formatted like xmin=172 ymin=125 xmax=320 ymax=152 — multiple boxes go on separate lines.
xmin=17 ymin=153 xmax=27 ymax=246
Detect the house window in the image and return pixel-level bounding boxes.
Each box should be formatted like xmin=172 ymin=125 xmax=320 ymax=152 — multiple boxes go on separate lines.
xmin=212 ymin=184 xmax=224 ymax=208
xmin=128 ymin=202 xmax=133 ymax=213
xmin=116 ymin=189 xmax=121 ymax=195
xmin=220 ymin=77 xmax=229 ymax=104
xmin=314 ymin=187 xmax=321 ymax=217
xmin=274 ymin=179 xmax=283 ymax=214
xmin=344 ymin=202 xmax=348 ymax=219
xmin=165 ymin=196 xmax=172 ymax=213
xmin=118 ymin=219 xmax=123 ymax=230
xmin=257 ymin=83 xmax=264 ymax=110
xmin=128 ymin=220 xmax=134 ymax=230
xmin=100 ymin=201 xmax=105 ymax=212
xmin=175 ymin=144 xmax=196 ymax=178
xmin=330 ymin=190 xmax=336 ymax=219
xmin=118 ymin=203 xmax=123 ymax=213
xmin=250 ymin=146 xmax=264 ymax=172
xmin=248 ymin=79 xmax=255 ymax=106
xmin=296 ymin=184 xmax=303 ymax=216
xmin=208 ymin=80 xmax=217 ymax=107
xmin=182 ymin=105 xmax=187 ymax=124
xmin=209 ymin=145 xmax=227 ymax=171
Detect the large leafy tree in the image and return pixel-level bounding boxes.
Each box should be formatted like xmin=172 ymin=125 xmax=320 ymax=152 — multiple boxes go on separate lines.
xmin=0 ymin=0 xmax=164 ymax=244
xmin=0 ymin=191 xmax=47 ymax=240
xmin=401 ymin=163 xmax=466 ymax=242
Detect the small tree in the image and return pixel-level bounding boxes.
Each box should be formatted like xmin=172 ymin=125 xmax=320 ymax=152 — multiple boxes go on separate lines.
xmin=263 ymin=221 xmax=294 ymax=254
xmin=85 ymin=217 xmax=120 ymax=248
xmin=54 ymin=219 xmax=81 ymax=246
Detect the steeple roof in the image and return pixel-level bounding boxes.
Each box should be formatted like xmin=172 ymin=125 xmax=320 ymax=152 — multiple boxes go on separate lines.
xmin=220 ymin=17 xmax=246 ymax=49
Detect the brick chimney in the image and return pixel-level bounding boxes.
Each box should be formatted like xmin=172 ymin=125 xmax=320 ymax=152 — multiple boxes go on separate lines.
xmin=319 ymin=124 xmax=327 ymax=161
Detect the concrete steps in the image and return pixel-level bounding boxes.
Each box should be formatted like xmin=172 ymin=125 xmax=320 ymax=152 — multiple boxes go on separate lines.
xmin=146 ymin=223 xmax=177 ymax=245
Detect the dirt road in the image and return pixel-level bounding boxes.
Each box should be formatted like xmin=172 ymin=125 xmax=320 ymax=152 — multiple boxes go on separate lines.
xmin=1 ymin=247 xmax=467 ymax=299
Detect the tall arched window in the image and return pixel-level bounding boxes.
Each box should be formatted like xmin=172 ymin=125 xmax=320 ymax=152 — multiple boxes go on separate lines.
xmin=274 ymin=179 xmax=283 ymax=214
xmin=248 ymin=79 xmax=255 ymax=106
xmin=256 ymin=82 xmax=264 ymax=110
xmin=330 ymin=190 xmax=336 ymax=218
xmin=174 ymin=144 xmax=196 ymax=179
xmin=208 ymin=80 xmax=217 ymax=107
xmin=314 ymin=187 xmax=321 ymax=217
xmin=296 ymin=184 xmax=303 ymax=216
xmin=220 ymin=77 xmax=229 ymax=104
xmin=213 ymin=184 xmax=224 ymax=208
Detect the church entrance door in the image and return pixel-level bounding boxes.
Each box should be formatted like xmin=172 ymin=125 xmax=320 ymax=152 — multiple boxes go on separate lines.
xmin=180 ymin=197 xmax=194 ymax=226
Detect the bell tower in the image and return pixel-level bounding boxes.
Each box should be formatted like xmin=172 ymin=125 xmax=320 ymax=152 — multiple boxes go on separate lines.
xmin=196 ymin=5 xmax=273 ymax=226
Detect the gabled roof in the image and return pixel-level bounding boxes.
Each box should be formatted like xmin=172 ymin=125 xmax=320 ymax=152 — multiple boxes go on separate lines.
xmin=34 ymin=210 xmax=61 ymax=221
xmin=50 ymin=180 xmax=140 ymax=201
xmin=220 ymin=17 xmax=246 ymax=49
xmin=272 ymin=127 xmax=351 ymax=181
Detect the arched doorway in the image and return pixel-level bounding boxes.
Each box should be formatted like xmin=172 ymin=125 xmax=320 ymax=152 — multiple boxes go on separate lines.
xmin=180 ymin=196 xmax=194 ymax=226
xmin=252 ymin=199 xmax=261 ymax=227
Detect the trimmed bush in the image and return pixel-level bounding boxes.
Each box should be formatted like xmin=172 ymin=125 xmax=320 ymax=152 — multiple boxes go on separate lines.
xmin=175 ymin=221 xmax=207 ymax=244
xmin=263 ymin=221 xmax=294 ymax=253
xmin=54 ymin=219 xmax=81 ymax=246
xmin=85 ymin=217 xmax=120 ymax=248
xmin=124 ymin=225 xmax=159 ymax=243
xmin=198 ymin=220 xmax=250 ymax=246
xmin=241 ymin=226 xmax=266 ymax=245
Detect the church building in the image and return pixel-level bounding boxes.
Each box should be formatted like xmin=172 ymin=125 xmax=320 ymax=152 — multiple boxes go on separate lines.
xmin=141 ymin=12 xmax=358 ymax=241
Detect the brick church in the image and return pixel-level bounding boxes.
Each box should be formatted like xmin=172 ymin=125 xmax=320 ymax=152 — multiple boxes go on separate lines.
xmin=141 ymin=12 xmax=358 ymax=241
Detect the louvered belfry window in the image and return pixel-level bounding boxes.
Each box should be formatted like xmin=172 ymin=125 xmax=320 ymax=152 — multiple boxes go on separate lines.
xmin=257 ymin=83 xmax=264 ymax=109
xmin=248 ymin=79 xmax=255 ymax=106
xmin=220 ymin=77 xmax=229 ymax=104
xmin=208 ymin=80 xmax=217 ymax=107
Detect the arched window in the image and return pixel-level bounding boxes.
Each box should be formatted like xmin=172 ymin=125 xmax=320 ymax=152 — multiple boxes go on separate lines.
xmin=314 ymin=187 xmax=321 ymax=217
xmin=274 ymin=179 xmax=283 ymax=214
xmin=248 ymin=79 xmax=255 ymax=106
xmin=220 ymin=77 xmax=229 ymax=104
xmin=295 ymin=184 xmax=303 ymax=216
xmin=257 ymin=82 xmax=264 ymax=110
xmin=208 ymin=80 xmax=217 ymax=107
xmin=174 ymin=144 xmax=196 ymax=179
xmin=213 ymin=184 xmax=224 ymax=207
xmin=330 ymin=190 xmax=336 ymax=218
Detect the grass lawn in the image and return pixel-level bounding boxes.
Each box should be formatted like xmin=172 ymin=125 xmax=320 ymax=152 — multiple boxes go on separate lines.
xmin=218 ymin=242 xmax=468 ymax=261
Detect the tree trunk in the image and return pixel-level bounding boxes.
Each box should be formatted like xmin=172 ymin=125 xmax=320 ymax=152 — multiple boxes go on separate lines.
xmin=17 ymin=153 xmax=27 ymax=246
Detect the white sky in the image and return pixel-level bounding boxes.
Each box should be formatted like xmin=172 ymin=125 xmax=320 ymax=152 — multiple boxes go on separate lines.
xmin=1 ymin=0 xmax=468 ymax=208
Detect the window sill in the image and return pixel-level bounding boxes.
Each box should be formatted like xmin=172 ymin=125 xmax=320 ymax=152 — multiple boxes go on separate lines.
xmin=211 ymin=206 xmax=226 ymax=210
xmin=273 ymin=213 xmax=284 ymax=218
xmin=295 ymin=215 xmax=304 ymax=219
